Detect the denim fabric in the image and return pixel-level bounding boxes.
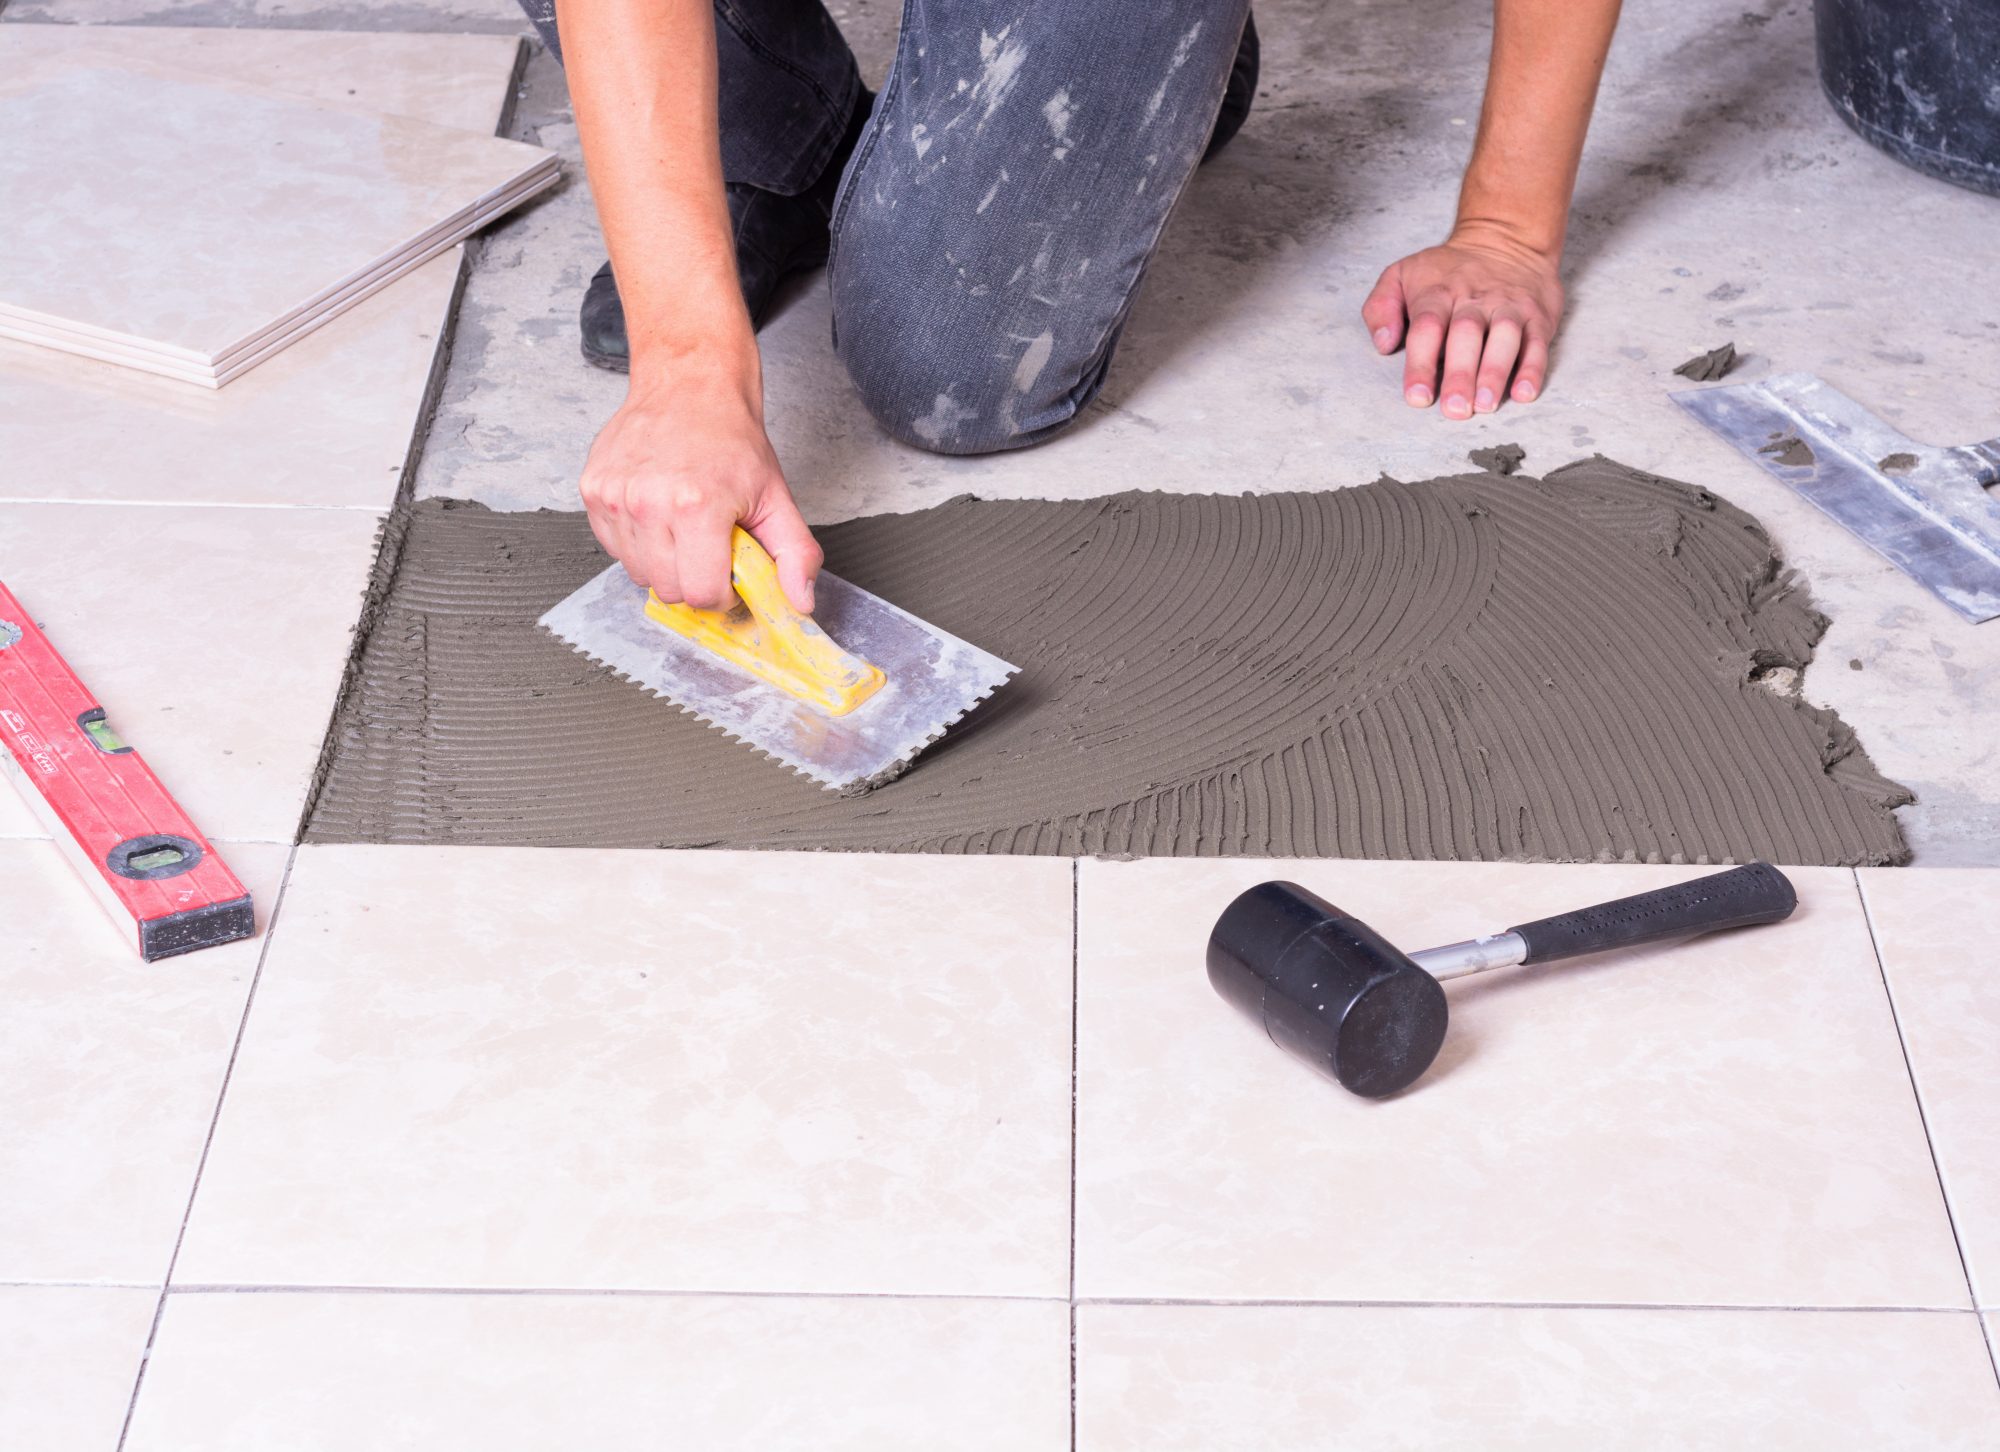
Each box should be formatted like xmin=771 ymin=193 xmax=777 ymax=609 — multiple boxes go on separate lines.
xmin=523 ymin=0 xmax=1251 ymax=454
xmin=830 ymin=3 xmax=1250 ymax=453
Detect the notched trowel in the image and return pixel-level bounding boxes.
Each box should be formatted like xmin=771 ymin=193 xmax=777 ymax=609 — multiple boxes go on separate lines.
xmin=540 ymin=528 xmax=1016 ymax=792
xmin=1675 ymin=372 xmax=2000 ymax=623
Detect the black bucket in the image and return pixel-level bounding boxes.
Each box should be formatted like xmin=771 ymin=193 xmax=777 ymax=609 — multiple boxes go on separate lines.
xmin=1815 ymin=0 xmax=2000 ymax=197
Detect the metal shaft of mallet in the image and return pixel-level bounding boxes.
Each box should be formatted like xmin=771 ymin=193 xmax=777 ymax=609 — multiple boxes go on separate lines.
xmin=1406 ymin=932 xmax=1530 ymax=981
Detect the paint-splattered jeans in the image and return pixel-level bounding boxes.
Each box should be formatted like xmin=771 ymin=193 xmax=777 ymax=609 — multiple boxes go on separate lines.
xmin=520 ymin=0 xmax=1252 ymax=455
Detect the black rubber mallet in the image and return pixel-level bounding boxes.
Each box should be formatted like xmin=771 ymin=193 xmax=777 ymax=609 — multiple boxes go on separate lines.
xmin=1207 ymin=862 xmax=1798 ymax=1098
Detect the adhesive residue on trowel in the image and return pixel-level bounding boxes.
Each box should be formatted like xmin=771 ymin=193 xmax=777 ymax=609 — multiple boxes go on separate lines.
xmin=306 ymin=460 xmax=1912 ymax=865
xmin=1759 ymin=434 xmax=1816 ymax=467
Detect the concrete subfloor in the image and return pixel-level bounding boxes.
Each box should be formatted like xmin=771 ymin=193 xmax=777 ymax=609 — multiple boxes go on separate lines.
xmin=12 ymin=0 xmax=1998 ymax=863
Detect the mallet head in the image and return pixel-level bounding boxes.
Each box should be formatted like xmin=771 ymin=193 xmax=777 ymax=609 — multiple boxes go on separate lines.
xmin=1207 ymin=880 xmax=1449 ymax=1098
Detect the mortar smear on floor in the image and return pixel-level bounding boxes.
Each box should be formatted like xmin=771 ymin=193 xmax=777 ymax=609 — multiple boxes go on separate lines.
xmin=303 ymin=459 xmax=1911 ymax=863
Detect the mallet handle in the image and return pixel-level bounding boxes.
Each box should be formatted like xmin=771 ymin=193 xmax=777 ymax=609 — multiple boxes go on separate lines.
xmin=1510 ymin=862 xmax=1795 ymax=966
xmin=1408 ymin=862 xmax=1797 ymax=982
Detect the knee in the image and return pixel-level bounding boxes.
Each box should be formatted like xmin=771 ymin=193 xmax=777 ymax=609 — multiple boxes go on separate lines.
xmin=835 ymin=313 xmax=1078 ymax=458
xmin=831 ymin=260 xmax=1105 ymax=458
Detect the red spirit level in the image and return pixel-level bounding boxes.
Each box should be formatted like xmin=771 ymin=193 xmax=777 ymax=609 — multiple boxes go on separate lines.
xmin=0 ymin=581 xmax=253 ymax=961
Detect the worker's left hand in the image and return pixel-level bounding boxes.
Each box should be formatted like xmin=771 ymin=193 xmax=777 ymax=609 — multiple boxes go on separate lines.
xmin=1361 ymin=227 xmax=1564 ymax=419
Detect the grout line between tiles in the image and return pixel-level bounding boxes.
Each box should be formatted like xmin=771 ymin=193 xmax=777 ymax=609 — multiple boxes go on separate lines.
xmin=163 ymin=1283 xmax=1068 ymax=1305
xmin=142 ymin=1283 xmax=1984 ymax=1316
xmin=1075 ymin=1295 xmax=1989 ymax=1314
xmin=0 ymin=1281 xmax=160 ymax=1291
xmin=1860 ymin=869 xmax=2000 ymax=1394
xmin=1850 ymin=870 xmax=1985 ymax=1332
xmin=145 ymin=1288 xmax=1984 ymax=1328
xmin=115 ymin=840 xmax=303 ymax=1452
xmin=1068 ymin=857 xmax=1079 ymax=1452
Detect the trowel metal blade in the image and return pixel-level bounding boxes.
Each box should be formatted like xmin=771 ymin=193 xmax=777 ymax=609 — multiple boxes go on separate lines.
xmin=1674 ymin=372 xmax=2000 ymax=623
xmin=539 ymin=562 xmax=1016 ymax=792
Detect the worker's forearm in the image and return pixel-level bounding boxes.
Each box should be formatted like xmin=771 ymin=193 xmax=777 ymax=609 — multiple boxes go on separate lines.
xmin=557 ymin=0 xmax=754 ymax=388
xmin=1456 ymin=0 xmax=1622 ymax=259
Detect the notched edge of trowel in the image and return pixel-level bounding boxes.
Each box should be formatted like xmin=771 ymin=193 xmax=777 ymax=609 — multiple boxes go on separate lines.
xmin=828 ymin=671 xmax=1016 ymax=797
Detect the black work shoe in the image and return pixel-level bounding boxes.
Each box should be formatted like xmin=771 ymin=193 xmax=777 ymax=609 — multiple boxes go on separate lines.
xmin=580 ymin=91 xmax=875 ymax=373
xmin=578 ymin=262 xmax=628 ymax=370
xmin=1204 ymin=10 xmax=1260 ymax=163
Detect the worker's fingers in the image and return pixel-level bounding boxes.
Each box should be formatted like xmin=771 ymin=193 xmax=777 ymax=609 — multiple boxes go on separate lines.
xmin=1437 ymin=308 xmax=1488 ymax=420
xmin=580 ymin=466 xmax=651 ymax=589
xmin=606 ymin=477 xmax=684 ymax=605
xmin=1474 ymin=314 xmax=1523 ymax=414
xmin=746 ymin=492 xmax=825 ymax=615
xmin=1401 ymin=295 xmax=1451 ymax=407
xmin=673 ymin=505 xmax=737 ymax=611
xmin=617 ymin=494 xmax=681 ymax=602
xmin=1360 ymin=265 xmax=1409 ymax=355
xmin=584 ymin=506 xmax=630 ymax=581
xmin=1512 ymin=324 xmax=1553 ymax=404
xmin=629 ymin=524 xmax=682 ymax=605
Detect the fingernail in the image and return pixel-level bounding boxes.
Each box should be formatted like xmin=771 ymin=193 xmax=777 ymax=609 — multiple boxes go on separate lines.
xmin=1474 ymin=387 xmax=1495 ymax=411
xmin=1516 ymin=381 xmax=1538 ymax=402
xmin=1373 ymin=328 xmax=1393 ymax=352
xmin=1445 ymin=394 xmax=1470 ymax=417
xmin=1406 ymin=386 xmax=1432 ymax=407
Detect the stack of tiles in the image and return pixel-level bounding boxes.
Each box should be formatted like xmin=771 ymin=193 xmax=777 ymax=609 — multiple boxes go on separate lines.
xmin=0 ymin=50 xmax=558 ymax=387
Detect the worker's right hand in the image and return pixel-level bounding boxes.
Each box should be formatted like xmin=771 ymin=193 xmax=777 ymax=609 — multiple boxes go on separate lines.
xmin=578 ymin=361 xmax=823 ymax=614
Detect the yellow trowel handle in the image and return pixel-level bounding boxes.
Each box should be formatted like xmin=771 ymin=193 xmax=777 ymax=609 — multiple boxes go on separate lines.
xmin=645 ymin=528 xmax=886 ymax=717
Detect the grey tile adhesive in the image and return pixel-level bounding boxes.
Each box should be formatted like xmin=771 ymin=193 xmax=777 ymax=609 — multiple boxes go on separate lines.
xmin=302 ymin=458 xmax=1912 ymax=863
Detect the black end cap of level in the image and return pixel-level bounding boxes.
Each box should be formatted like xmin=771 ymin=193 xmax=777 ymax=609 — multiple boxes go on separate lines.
xmin=140 ymin=896 xmax=256 ymax=962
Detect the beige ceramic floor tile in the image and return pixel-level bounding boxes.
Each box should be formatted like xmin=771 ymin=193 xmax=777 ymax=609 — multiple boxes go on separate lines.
xmin=126 ymin=1290 xmax=1068 ymax=1452
xmin=0 ymin=255 xmax=465 ymax=509
xmin=0 ymin=1286 xmax=158 ymax=1452
xmin=0 ymin=53 xmax=552 ymax=374
xmin=0 ymin=772 xmax=45 ymax=835
xmin=0 ymin=504 xmax=384 ymax=842
xmin=0 ymin=27 xmax=530 ymax=509
xmin=1076 ymin=859 xmax=1966 ymax=1308
xmin=0 ymin=840 xmax=286 ymax=1283
xmin=0 ymin=26 xmax=524 ymax=135
xmin=1076 ymin=1302 xmax=2000 ymax=1451
xmin=176 ymin=845 xmax=1073 ymax=1297
xmin=1859 ymin=868 xmax=2000 ymax=1307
